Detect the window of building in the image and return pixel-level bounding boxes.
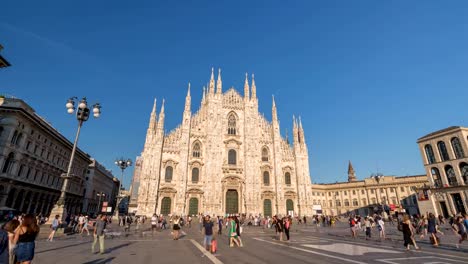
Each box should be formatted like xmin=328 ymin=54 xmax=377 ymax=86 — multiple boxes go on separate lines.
xmin=437 ymin=141 xmax=450 ymax=161
xmin=192 ymin=142 xmax=201 ymax=158
xmin=400 ymin=186 xmax=405 ymax=192
xmin=25 ymin=168 xmax=31 ymax=179
xmin=228 ymin=149 xmax=237 ymax=165
xmin=445 ymin=165 xmax=458 ymax=186
xmin=2 ymin=153 xmax=14 ymax=173
xmin=459 ymin=163 xmax=468 ymax=185
xmin=165 ymin=166 xmax=173 ymax=182
xmin=263 ymin=171 xmax=270 ymax=185
xmin=329 ymin=201 xmax=333 ymax=207
xmin=371 ymin=198 xmax=377 ymax=204
xmin=451 ymin=137 xmax=465 ymax=159
xmin=424 ymin=144 xmax=436 ymax=164
xmin=10 ymin=131 xmax=18 ymax=144
xmin=352 ymin=199 xmax=358 ymax=206
xmin=390 ymin=188 xmax=395 ymax=193
xmin=15 ymin=133 xmax=23 ymax=146
xmin=361 ymin=189 xmax=365 ymax=195
xmin=191 ymin=168 xmax=199 ymax=183
xmin=335 ymin=192 xmax=339 ymax=195
xmin=361 ymin=199 xmax=367 ymax=206
xmin=344 ymin=191 xmax=347 ymax=195
xmin=431 ymin=168 xmax=442 ymax=187
xmin=261 ymin=147 xmax=269 ymax=162
xmin=352 ymin=190 xmax=356 ymax=195
xmin=371 ymin=189 xmax=375 ymax=194
xmin=336 ymin=200 xmax=341 ymax=207
xmin=228 ymin=113 xmax=237 ymax=135
xmin=17 ymin=165 xmax=25 ymax=177
xmin=344 ymin=200 xmax=350 ymax=206
xmin=285 ymin=172 xmax=291 ymax=185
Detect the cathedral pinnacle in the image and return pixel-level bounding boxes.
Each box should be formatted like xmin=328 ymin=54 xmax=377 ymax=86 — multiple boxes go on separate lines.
xmin=251 ymin=74 xmax=256 ymax=99
xmin=272 ymin=95 xmax=278 ymax=122
xmin=216 ymin=68 xmax=222 ymax=94
xmin=209 ymin=67 xmax=215 ymax=94
xmin=185 ymin=83 xmax=191 ymax=112
xmin=244 ymin=72 xmax=250 ymax=100
xmin=148 ymin=98 xmax=157 ymax=131
xmin=159 ymin=99 xmax=165 ymax=124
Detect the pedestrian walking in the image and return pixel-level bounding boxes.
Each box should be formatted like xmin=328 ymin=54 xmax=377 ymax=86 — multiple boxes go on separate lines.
xmin=235 ymin=216 xmax=244 ymax=247
xmin=427 ymin=213 xmax=439 ymax=247
xmin=92 ymin=215 xmax=107 ymax=254
xmin=172 ymin=216 xmax=181 ymax=240
xmin=81 ymin=216 xmax=90 ymax=236
xmin=364 ymin=217 xmax=372 ymax=240
xmin=3 ymin=219 xmax=20 ymax=264
xmin=401 ymin=214 xmax=419 ymax=250
xmin=284 ymin=217 xmax=291 ymax=241
xmin=47 ymin=215 xmax=60 ymax=242
xmin=349 ymin=215 xmax=357 ymax=239
xmin=13 ymin=214 xmax=40 ymax=264
xmin=273 ymin=215 xmax=284 ymax=241
xmin=377 ymin=217 xmax=385 ymax=240
xmin=151 ymin=214 xmax=157 ymax=234
xmin=228 ymin=217 xmax=240 ymax=247
xmin=217 ymin=216 xmax=223 ymax=235
xmin=455 ymin=215 xmax=468 ymax=248
xmin=202 ymin=215 xmax=214 ymax=251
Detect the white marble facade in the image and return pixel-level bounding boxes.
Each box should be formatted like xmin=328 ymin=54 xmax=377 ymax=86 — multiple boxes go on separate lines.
xmin=136 ymin=69 xmax=313 ymax=217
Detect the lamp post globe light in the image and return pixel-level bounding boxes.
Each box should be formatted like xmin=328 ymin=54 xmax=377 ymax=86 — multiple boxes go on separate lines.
xmin=113 ymin=158 xmax=132 ymax=221
xmin=49 ymin=97 xmax=101 ymax=222
xmin=96 ymin=192 xmax=106 ymax=215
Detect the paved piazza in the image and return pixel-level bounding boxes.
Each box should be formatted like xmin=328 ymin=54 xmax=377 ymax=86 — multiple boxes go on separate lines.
xmin=34 ymin=220 xmax=467 ymax=264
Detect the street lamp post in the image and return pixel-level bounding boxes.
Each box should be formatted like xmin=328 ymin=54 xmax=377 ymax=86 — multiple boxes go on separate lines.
xmin=96 ymin=192 xmax=106 ymax=215
xmin=113 ymin=158 xmax=132 ymax=221
xmin=49 ymin=97 xmax=101 ymax=222
xmin=371 ymin=173 xmax=386 ymax=217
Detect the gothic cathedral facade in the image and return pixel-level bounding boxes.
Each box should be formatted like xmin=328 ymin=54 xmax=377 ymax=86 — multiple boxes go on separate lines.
xmin=136 ymin=69 xmax=313 ymax=217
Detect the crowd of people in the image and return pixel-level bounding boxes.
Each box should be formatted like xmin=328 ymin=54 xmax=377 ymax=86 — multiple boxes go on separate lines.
xmin=0 ymin=214 xmax=40 ymax=264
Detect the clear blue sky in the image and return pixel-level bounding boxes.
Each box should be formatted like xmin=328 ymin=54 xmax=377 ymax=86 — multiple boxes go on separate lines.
xmin=2 ymin=1 xmax=468 ymax=188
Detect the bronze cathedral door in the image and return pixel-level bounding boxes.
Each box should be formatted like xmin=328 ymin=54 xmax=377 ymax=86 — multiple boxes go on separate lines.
xmin=225 ymin=190 xmax=239 ymax=214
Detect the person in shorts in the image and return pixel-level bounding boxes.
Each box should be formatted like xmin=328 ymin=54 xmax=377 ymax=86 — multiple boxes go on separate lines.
xmin=202 ymin=215 xmax=214 ymax=251
xmin=151 ymin=214 xmax=157 ymax=233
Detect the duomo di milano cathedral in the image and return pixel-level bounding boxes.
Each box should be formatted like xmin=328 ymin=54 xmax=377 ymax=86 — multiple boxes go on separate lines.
xmin=136 ymin=68 xmax=313 ymax=217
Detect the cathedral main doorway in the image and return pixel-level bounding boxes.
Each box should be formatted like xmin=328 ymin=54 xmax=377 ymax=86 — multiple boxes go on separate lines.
xmin=225 ymin=190 xmax=239 ymax=214
xmin=188 ymin=198 xmax=199 ymax=216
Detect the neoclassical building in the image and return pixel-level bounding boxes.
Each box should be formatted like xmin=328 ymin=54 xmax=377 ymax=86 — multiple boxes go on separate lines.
xmin=0 ymin=98 xmax=118 ymax=216
xmin=136 ymin=69 xmax=313 ymax=217
xmin=417 ymin=126 xmax=468 ymax=217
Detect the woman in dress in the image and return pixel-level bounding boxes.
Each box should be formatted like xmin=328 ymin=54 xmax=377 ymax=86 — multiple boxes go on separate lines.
xmin=402 ymin=214 xmax=419 ymax=250
xmin=13 ymin=214 xmax=40 ymax=264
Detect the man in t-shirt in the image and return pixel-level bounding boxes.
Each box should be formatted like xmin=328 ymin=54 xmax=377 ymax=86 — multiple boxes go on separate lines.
xmin=202 ymin=215 xmax=214 ymax=251
xmin=151 ymin=214 xmax=158 ymax=233
xmin=92 ymin=215 xmax=107 ymax=254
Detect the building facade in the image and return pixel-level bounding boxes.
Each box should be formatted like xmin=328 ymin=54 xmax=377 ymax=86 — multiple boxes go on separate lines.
xmin=417 ymin=126 xmax=468 ymax=217
xmin=83 ymin=159 xmax=119 ymax=216
xmin=310 ymin=162 xmax=428 ymax=216
xmin=136 ymin=69 xmax=312 ymax=217
xmin=0 ymin=98 xmax=117 ymax=216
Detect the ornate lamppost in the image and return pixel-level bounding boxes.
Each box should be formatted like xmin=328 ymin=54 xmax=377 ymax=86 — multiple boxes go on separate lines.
xmin=49 ymin=97 xmax=101 ymax=222
xmin=113 ymin=158 xmax=132 ymax=220
xmin=96 ymin=192 xmax=106 ymax=215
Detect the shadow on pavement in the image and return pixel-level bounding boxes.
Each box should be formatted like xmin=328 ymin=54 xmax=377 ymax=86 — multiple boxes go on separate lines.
xmin=106 ymin=242 xmax=132 ymax=253
xmin=83 ymin=257 xmax=115 ymax=264
xmin=36 ymin=241 xmax=90 ymax=254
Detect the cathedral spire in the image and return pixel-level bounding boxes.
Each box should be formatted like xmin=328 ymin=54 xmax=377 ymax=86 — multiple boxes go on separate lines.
xmin=348 ymin=161 xmax=357 ymax=182
xmin=298 ymin=116 xmax=305 ymax=144
xmin=285 ymin=128 xmax=290 ymax=145
xmin=184 ymin=82 xmax=191 ymax=113
xmin=216 ymin=68 xmax=222 ymax=94
xmin=272 ymin=95 xmax=278 ymax=122
xmin=202 ymin=86 xmax=206 ymax=103
xmin=244 ymin=72 xmax=250 ymax=100
xmin=158 ymin=99 xmax=165 ymax=125
xmin=148 ymin=98 xmax=157 ymax=131
xmin=251 ymin=73 xmax=256 ymax=99
xmin=209 ymin=67 xmax=215 ymax=95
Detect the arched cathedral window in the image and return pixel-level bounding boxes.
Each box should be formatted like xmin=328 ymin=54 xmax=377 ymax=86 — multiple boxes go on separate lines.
xmin=228 ymin=149 xmax=237 ymax=165
xmin=285 ymin=172 xmax=291 ymax=185
xmin=192 ymin=168 xmax=199 ymax=183
xmin=228 ymin=113 xmax=236 ymax=135
xmin=165 ymin=166 xmax=173 ymax=182
xmin=263 ymin=171 xmax=270 ymax=186
xmin=193 ymin=142 xmax=201 ymax=158
xmin=262 ymin=147 xmax=269 ymax=162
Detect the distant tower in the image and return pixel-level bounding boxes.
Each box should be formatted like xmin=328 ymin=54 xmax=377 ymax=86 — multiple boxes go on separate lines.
xmin=348 ymin=161 xmax=357 ymax=182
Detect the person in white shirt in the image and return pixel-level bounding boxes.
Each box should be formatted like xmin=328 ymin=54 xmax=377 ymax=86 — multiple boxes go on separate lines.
xmin=151 ymin=214 xmax=158 ymax=234
xmin=377 ymin=217 xmax=386 ymax=240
